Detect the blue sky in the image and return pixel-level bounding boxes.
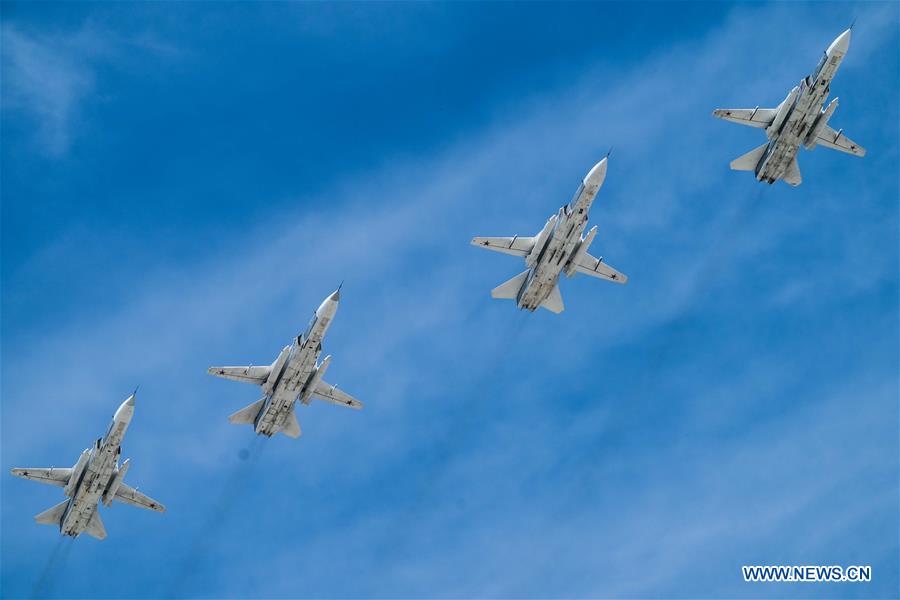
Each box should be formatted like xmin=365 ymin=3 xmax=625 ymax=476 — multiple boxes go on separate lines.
xmin=1 ymin=2 xmax=898 ymax=598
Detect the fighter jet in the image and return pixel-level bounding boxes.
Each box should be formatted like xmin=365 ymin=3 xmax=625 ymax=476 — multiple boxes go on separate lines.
xmin=208 ymin=287 xmax=363 ymax=438
xmin=713 ymin=28 xmax=865 ymax=186
xmin=10 ymin=392 xmax=165 ymax=540
xmin=471 ymin=156 xmax=627 ymax=314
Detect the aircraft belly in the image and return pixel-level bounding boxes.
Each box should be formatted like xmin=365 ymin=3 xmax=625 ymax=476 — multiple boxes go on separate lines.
xmin=518 ymin=249 xmax=566 ymax=310
xmin=517 ymin=225 xmax=582 ymax=310
xmin=256 ymin=396 xmax=296 ymax=436
xmin=759 ymin=131 xmax=802 ymax=182
xmin=61 ymin=466 xmax=109 ymax=536
xmin=759 ymin=87 xmax=824 ymax=183
xmin=256 ymin=352 xmax=314 ymax=436
xmin=62 ymin=499 xmax=97 ymax=537
xmin=758 ymin=140 xmax=795 ymax=182
xmin=255 ymin=392 xmax=288 ymax=436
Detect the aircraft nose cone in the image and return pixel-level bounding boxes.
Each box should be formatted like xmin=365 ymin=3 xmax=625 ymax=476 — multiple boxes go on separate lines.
xmin=115 ymin=395 xmax=135 ymax=421
xmin=584 ymin=157 xmax=608 ymax=187
xmin=316 ymin=288 xmax=341 ymax=319
xmin=828 ymin=28 xmax=851 ymax=55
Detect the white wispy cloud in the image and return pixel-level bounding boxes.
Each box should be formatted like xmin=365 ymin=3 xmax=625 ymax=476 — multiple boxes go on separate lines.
xmin=1 ymin=25 xmax=107 ymax=156
xmin=1 ymin=22 xmax=180 ymax=157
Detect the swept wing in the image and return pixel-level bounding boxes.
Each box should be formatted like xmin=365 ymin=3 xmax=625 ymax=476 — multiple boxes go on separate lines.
xmin=573 ymin=252 xmax=628 ymax=284
xmin=207 ymin=366 xmax=271 ymax=384
xmin=313 ymin=381 xmax=363 ymax=409
xmin=470 ymin=236 xmax=535 ymax=258
xmin=11 ymin=468 xmax=72 ymax=488
xmin=815 ymin=125 xmax=866 ymax=156
xmin=114 ymin=483 xmax=166 ymax=512
xmin=712 ymin=108 xmax=778 ymax=128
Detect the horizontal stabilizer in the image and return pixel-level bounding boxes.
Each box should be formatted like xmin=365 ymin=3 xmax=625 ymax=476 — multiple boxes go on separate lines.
xmin=229 ymin=398 xmax=265 ymax=425
xmin=730 ymin=143 xmax=768 ymax=171
xmin=34 ymin=500 xmax=69 ymax=525
xmin=712 ymin=107 xmax=777 ymax=128
xmin=540 ymin=284 xmax=564 ymax=314
xmin=208 ymin=366 xmax=270 ymax=385
xmin=471 ymin=236 xmax=535 ymax=257
xmin=281 ymin=408 xmax=302 ymax=438
xmin=783 ymin=157 xmax=802 ymax=187
xmin=313 ymin=380 xmax=363 ymax=409
xmin=85 ymin=511 xmax=107 ymax=540
xmin=11 ymin=467 xmax=72 ymax=488
xmin=491 ymin=270 xmax=529 ymax=300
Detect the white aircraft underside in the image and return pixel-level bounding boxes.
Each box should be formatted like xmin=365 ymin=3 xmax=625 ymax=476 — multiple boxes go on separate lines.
xmin=713 ymin=28 xmax=865 ymax=186
xmin=209 ymin=287 xmax=363 ymax=439
xmin=472 ymin=157 xmax=627 ymax=314
xmin=10 ymin=394 xmax=165 ymax=540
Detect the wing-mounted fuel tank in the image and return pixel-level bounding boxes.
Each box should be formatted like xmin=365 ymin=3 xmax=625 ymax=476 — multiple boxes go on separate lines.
xmin=564 ymin=225 xmax=598 ymax=277
xmin=804 ymin=97 xmax=839 ymax=149
xmin=526 ymin=215 xmax=558 ymax=268
xmin=63 ymin=448 xmax=92 ymax=497
xmin=767 ymin=86 xmax=800 ymax=137
xmin=301 ymin=355 xmax=331 ymax=405
xmin=102 ymin=458 xmax=130 ymax=506
xmin=262 ymin=345 xmax=292 ymax=396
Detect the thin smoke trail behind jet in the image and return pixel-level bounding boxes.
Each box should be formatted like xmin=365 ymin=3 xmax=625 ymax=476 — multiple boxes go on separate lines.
xmin=31 ymin=536 xmax=74 ymax=599
xmin=164 ymin=436 xmax=266 ymax=598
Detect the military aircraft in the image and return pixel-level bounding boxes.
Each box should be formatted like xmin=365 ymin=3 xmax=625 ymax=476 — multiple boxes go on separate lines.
xmin=471 ymin=156 xmax=627 ymax=314
xmin=713 ymin=28 xmax=866 ymax=186
xmin=208 ymin=287 xmax=363 ymax=438
xmin=10 ymin=392 xmax=165 ymax=540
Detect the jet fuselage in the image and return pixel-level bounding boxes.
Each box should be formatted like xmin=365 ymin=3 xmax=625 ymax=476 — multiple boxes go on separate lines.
xmin=58 ymin=397 xmax=133 ymax=537
xmin=252 ymin=294 xmax=336 ymax=436
xmin=755 ymin=30 xmax=849 ymax=184
xmin=516 ymin=161 xmax=605 ymax=311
